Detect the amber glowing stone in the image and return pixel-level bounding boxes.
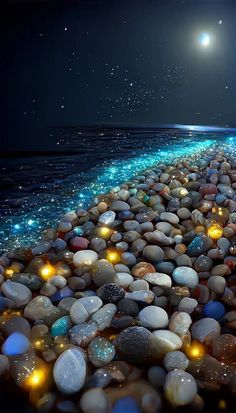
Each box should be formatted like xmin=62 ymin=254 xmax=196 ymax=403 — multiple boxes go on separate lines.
xmin=39 ymin=263 xmax=56 ymax=280
xmin=207 ymin=223 xmax=223 ymax=240
xmin=106 ymin=249 xmax=121 ymax=264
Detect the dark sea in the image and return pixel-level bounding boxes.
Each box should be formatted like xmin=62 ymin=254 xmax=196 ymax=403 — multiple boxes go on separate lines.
xmin=1 ymin=126 xmax=236 ymax=252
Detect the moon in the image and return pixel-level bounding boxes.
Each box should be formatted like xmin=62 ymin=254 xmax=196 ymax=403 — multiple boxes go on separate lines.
xmin=198 ymin=32 xmax=211 ymax=47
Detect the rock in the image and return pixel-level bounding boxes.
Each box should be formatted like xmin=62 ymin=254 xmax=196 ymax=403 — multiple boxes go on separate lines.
xmin=137 ymin=306 xmax=169 ymax=329
xmin=194 ymin=255 xmax=213 ymax=272
xmin=142 ymin=246 xmax=164 ymax=262
xmin=191 ymin=318 xmax=221 ymax=343
xmin=116 ymin=272 xmax=134 ymax=288
xmin=152 ymin=330 xmax=182 ymax=353
xmin=79 ymin=388 xmax=110 ymax=413
xmin=78 ymin=296 xmax=103 ymax=315
xmin=187 ymin=235 xmax=212 ymax=257
xmin=51 ymin=316 xmax=72 ymax=337
xmin=115 ymin=326 xmax=153 ymax=363
xmin=88 ymin=337 xmax=115 ymax=367
xmin=0 ymin=316 xmax=31 ymax=338
xmin=207 ymin=276 xmax=226 ymax=295
xmin=131 ymin=262 xmax=156 ymax=278
xmin=144 ymin=272 xmax=172 ymax=289
xmin=2 ymin=332 xmax=30 ymax=356
xmin=148 ymin=366 xmax=166 ymax=387
xmin=97 ymin=283 xmax=125 ymax=303
xmin=70 ymin=301 xmax=89 ymax=324
xmin=99 ymin=211 xmax=116 ymax=225
xmin=69 ymin=323 xmax=98 ymax=347
xmin=90 ymin=303 xmax=117 ymax=331
xmin=125 ymin=290 xmax=154 ymax=304
xmin=144 ymin=230 xmax=174 ymax=246
xmin=53 ymin=348 xmax=86 ymax=394
xmin=24 ymin=296 xmax=60 ymax=324
xmin=178 ymin=297 xmax=198 ymax=314
xmin=11 ymin=273 xmax=43 ymax=291
xmin=1 ymin=280 xmax=32 ymax=307
xmin=163 ymin=351 xmax=189 ymax=371
xmin=129 ymin=279 xmax=149 ymax=291
xmin=91 ymin=260 xmax=118 ymax=287
xmin=69 ymin=237 xmax=89 ymax=252
xmin=172 ymin=267 xmax=198 ymax=289
xmin=169 ymin=312 xmax=192 ymax=336
xmin=203 ymin=301 xmax=225 ymax=320
xmin=160 ymin=212 xmax=179 ymax=224
xmin=73 ymin=250 xmax=98 ymax=267
xmin=117 ymin=298 xmax=139 ymax=317
xmin=110 ymin=201 xmax=130 ymax=211
xmin=164 ymin=370 xmax=197 ymax=406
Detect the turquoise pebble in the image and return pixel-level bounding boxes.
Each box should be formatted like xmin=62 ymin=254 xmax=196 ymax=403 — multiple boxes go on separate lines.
xmin=51 ymin=316 xmax=72 ymax=337
xmin=2 ymin=332 xmax=30 ymax=356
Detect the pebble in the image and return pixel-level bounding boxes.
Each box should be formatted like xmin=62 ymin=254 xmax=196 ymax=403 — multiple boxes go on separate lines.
xmin=53 ymin=348 xmax=86 ymax=394
xmin=1 ymin=280 xmax=32 ymax=307
xmin=91 ymin=259 xmax=118 ymax=286
xmin=99 ymin=211 xmax=116 ymax=225
xmin=69 ymin=323 xmax=98 ymax=347
xmin=125 ymin=290 xmax=154 ymax=304
xmin=191 ymin=317 xmax=221 ymax=343
xmin=137 ymin=306 xmax=169 ymax=329
xmin=116 ymin=272 xmax=134 ymax=287
xmin=51 ymin=316 xmax=72 ymax=337
xmin=79 ymin=388 xmax=110 ymax=413
xmin=160 ymin=212 xmax=179 ymax=224
xmin=70 ymin=301 xmax=89 ymax=324
xmin=143 ymin=272 xmax=172 ymax=289
xmin=24 ymin=296 xmax=60 ymax=323
xmin=78 ymin=296 xmax=103 ymax=315
xmin=88 ymin=337 xmax=115 ymax=367
xmin=164 ymin=370 xmax=197 ymax=406
xmin=172 ymin=266 xmax=199 ymax=289
xmin=203 ymin=301 xmax=225 ymax=320
xmin=73 ymin=250 xmax=98 ymax=267
xmin=163 ymin=351 xmax=189 ymax=371
xmin=96 ymin=283 xmax=125 ymax=303
xmin=148 ymin=366 xmax=166 ymax=387
xmin=178 ymin=297 xmax=198 ymax=314
xmin=90 ymin=303 xmax=117 ymax=331
xmin=169 ymin=311 xmax=192 ymax=336
xmin=1 ymin=332 xmax=30 ymax=356
xmin=142 ymin=245 xmax=164 ymax=262
xmin=152 ymin=330 xmax=182 ymax=353
xmin=110 ymin=201 xmax=130 ymax=211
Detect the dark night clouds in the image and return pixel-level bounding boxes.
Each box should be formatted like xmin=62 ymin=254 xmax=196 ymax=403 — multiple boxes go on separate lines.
xmin=1 ymin=0 xmax=236 ymax=150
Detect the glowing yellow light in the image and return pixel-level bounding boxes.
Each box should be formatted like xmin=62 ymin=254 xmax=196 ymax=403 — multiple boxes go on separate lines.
xmin=39 ymin=263 xmax=56 ymax=280
xmin=33 ymin=339 xmax=43 ymax=350
xmin=185 ymin=341 xmax=205 ymax=360
xmin=207 ymin=223 xmax=223 ymax=240
xmin=106 ymin=249 xmax=121 ymax=264
xmin=99 ymin=227 xmax=113 ymax=239
xmin=24 ymin=368 xmax=47 ymax=389
xmin=4 ymin=268 xmax=14 ymax=278
xmin=219 ymin=400 xmax=226 ymax=410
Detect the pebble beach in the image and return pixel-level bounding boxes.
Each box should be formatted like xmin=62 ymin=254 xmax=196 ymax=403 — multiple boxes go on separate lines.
xmin=1 ymin=147 xmax=236 ymax=413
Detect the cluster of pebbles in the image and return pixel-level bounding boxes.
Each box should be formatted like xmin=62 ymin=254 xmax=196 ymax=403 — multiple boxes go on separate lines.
xmin=0 ymin=150 xmax=236 ymax=413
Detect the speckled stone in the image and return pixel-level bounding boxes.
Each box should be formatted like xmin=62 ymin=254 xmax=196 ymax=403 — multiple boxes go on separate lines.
xmin=53 ymin=348 xmax=86 ymax=394
xmin=191 ymin=317 xmax=221 ymax=343
xmin=163 ymin=351 xmax=189 ymax=371
xmin=51 ymin=316 xmax=72 ymax=337
xmin=137 ymin=306 xmax=168 ymax=329
xmin=88 ymin=337 xmax=115 ymax=367
xmin=164 ymin=370 xmax=197 ymax=406
xmin=69 ymin=322 xmax=98 ymax=347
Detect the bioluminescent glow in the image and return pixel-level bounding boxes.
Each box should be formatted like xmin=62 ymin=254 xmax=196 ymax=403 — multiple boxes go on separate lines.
xmin=198 ymin=32 xmax=211 ymax=47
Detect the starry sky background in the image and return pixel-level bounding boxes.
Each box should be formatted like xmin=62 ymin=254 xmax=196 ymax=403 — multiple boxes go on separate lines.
xmin=1 ymin=0 xmax=236 ymax=150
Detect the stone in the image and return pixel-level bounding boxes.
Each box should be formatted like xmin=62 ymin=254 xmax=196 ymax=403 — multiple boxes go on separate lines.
xmin=160 ymin=212 xmax=179 ymax=224
xmin=144 ymin=272 xmax=172 ymax=288
xmin=110 ymin=201 xmax=130 ymax=211
xmin=99 ymin=211 xmax=116 ymax=225
xmin=191 ymin=318 xmax=221 ymax=343
xmin=125 ymin=290 xmax=154 ymax=304
xmin=116 ymin=272 xmax=134 ymax=287
xmin=91 ymin=259 xmax=118 ymax=286
xmin=137 ymin=306 xmax=169 ymax=329
xmin=172 ymin=267 xmax=198 ymax=288
xmin=73 ymin=250 xmax=98 ymax=267
xmin=164 ymin=370 xmax=197 ymax=406
xmin=69 ymin=237 xmax=89 ymax=252
xmin=70 ymin=301 xmax=89 ymax=324
xmin=187 ymin=234 xmax=212 ymax=257
xmin=88 ymin=337 xmax=115 ymax=367
xmin=178 ymin=297 xmax=198 ymax=314
xmin=51 ymin=316 xmax=72 ymax=337
xmin=53 ymin=348 xmax=86 ymax=394
xmin=207 ymin=276 xmax=226 ymax=295
xmin=203 ymin=301 xmax=225 ymax=320
xmin=97 ymin=283 xmax=125 ymax=303
xmin=69 ymin=322 xmax=98 ymax=347
xmin=11 ymin=273 xmax=43 ymax=291
xmin=169 ymin=311 xmax=192 ymax=336
xmin=163 ymin=351 xmax=189 ymax=371
xmin=1 ymin=280 xmax=32 ymax=307
xmin=79 ymin=388 xmax=110 ymax=413
xmin=142 ymin=245 xmax=164 ymax=262
xmin=131 ymin=262 xmax=156 ymax=278
xmin=90 ymin=303 xmax=117 ymax=331
xmin=152 ymin=330 xmax=182 ymax=353
xmin=148 ymin=366 xmax=166 ymax=387
xmin=115 ymin=326 xmax=153 ymax=363
xmin=24 ymin=296 xmax=60 ymax=324
xmin=2 ymin=332 xmax=30 ymax=356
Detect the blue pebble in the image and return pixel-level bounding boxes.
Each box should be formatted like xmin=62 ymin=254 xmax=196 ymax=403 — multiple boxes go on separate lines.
xmin=112 ymin=397 xmax=141 ymax=413
xmin=2 ymin=332 xmax=30 ymax=356
xmin=117 ymin=210 xmax=134 ymax=220
xmin=50 ymin=286 xmax=73 ymax=303
xmin=203 ymin=301 xmax=225 ymax=320
xmin=207 ymin=169 xmax=218 ymax=177
xmin=51 ymin=316 xmax=72 ymax=337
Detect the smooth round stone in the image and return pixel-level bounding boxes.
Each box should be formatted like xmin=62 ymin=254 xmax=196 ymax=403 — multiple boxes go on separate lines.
xmin=203 ymin=301 xmax=225 ymax=320
xmin=91 ymin=260 xmax=118 ymax=287
xmin=58 ymin=221 xmax=72 ymax=232
xmin=121 ymin=252 xmax=136 ymax=266
xmin=123 ymin=220 xmax=140 ymax=231
xmin=79 ymin=388 xmax=110 ymax=413
xmin=0 ymin=296 xmax=15 ymax=311
xmin=172 ymin=267 xmax=198 ymax=289
xmin=90 ymin=237 xmax=106 ymax=253
xmin=2 ymin=332 xmax=30 ymax=356
xmin=211 ymin=264 xmax=230 ymax=277
xmin=110 ymin=201 xmax=130 ymax=211
xmin=163 ymin=351 xmax=189 ymax=371
xmin=50 ymin=275 xmax=67 ymax=289
xmin=88 ymin=337 xmax=115 ymax=367
xmin=191 ymin=318 xmax=221 ymax=343
xmin=187 ymin=235 xmax=212 ymax=257
xmin=113 ymin=397 xmax=141 ymax=413
xmin=90 ymin=303 xmax=117 ymax=331
xmin=160 ymin=212 xmax=179 ymax=224
xmin=144 ymin=272 xmax=172 ymax=288
xmin=11 ymin=273 xmax=43 ymax=291
xmin=131 ymin=262 xmax=156 ymax=278
xmin=73 ymin=250 xmax=98 ymax=267
xmin=99 ymin=211 xmax=116 ymax=225
xmin=78 ymin=296 xmax=103 ymax=315
xmin=137 ymin=306 xmax=168 ymax=329
xmin=164 ymin=370 xmax=197 ymax=406
xmin=194 ymin=255 xmax=213 ymax=272
xmin=125 ymin=290 xmax=154 ymax=304
xmin=69 ymin=322 xmax=98 ymax=347
xmin=207 ymin=276 xmax=226 ymax=295
xmin=178 ymin=297 xmax=198 ymax=314
xmin=177 ymin=208 xmax=191 ymax=220
xmin=152 ymin=330 xmax=182 ymax=353
xmin=116 ymin=272 xmax=134 ymax=287
xmin=24 ymin=296 xmax=61 ymax=324
xmin=0 ymin=316 xmax=31 ymax=338
xmin=142 ymin=245 xmax=164 ymax=262
xmin=53 ymin=347 xmax=86 ymax=394
xmin=155 ymin=261 xmax=175 ymax=275
xmin=148 ymin=366 xmax=166 ymax=387
xmin=70 ymin=301 xmax=89 ymax=324
xmin=69 ymin=237 xmax=89 ymax=252
xmin=97 ymin=283 xmax=125 ymax=303
xmin=169 ymin=312 xmax=192 ymax=336
xmin=51 ymin=316 xmax=72 ymax=337
xmin=1 ymin=281 xmax=32 ymax=307
xmin=129 ymin=279 xmax=149 ymax=291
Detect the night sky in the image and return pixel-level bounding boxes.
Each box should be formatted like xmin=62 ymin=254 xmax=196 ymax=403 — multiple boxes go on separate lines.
xmin=1 ymin=0 xmax=236 ymax=150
